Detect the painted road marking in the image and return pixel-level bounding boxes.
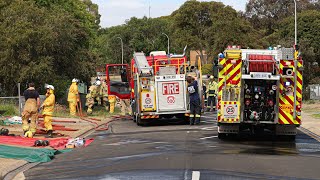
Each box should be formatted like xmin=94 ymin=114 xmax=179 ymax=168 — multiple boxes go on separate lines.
xmin=200 ymin=135 xmax=218 ymax=140
xmin=201 ymin=126 xmax=218 ymax=131
xmin=192 ymin=171 xmax=200 ymax=180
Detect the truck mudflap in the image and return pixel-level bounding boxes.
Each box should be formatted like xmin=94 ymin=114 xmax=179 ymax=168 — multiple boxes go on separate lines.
xmin=275 ymin=125 xmax=297 ymax=135
xmin=218 ymin=124 xmax=239 ymax=134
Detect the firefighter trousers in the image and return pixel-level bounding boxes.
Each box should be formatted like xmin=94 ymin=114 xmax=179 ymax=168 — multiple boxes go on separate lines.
xmin=22 ymin=99 xmax=38 ymax=133
xmin=121 ymin=99 xmax=131 ymax=116
xmin=207 ymin=95 xmax=216 ymax=111
xmin=43 ymin=115 xmax=53 ymax=131
xmin=190 ymin=100 xmax=201 ymax=125
xmin=69 ymin=101 xmax=77 ymax=116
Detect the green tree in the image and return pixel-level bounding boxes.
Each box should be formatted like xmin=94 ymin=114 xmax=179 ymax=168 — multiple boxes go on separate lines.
xmin=94 ymin=16 xmax=171 ymax=65
xmin=244 ymin=0 xmax=319 ymax=35
xmin=267 ymin=10 xmax=320 ymax=86
xmin=171 ymin=0 xmax=265 ymax=63
xmin=0 ymin=0 xmax=100 ymax=98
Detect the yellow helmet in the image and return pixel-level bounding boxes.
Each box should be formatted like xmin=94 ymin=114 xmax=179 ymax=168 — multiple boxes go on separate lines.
xmin=24 ymin=130 xmax=33 ymax=138
xmin=210 ymin=75 xmax=214 ymax=79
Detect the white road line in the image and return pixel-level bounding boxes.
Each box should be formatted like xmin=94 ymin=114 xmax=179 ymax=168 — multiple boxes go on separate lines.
xmin=192 ymin=171 xmax=200 ymax=180
xmin=200 ymin=135 xmax=218 ymax=140
xmin=201 ymin=126 xmax=218 ymax=131
xmin=201 ymin=120 xmax=217 ymax=122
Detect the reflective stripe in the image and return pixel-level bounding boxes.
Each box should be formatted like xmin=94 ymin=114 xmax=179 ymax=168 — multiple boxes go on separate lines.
xmin=196 ymin=114 xmax=201 ymax=118
xmin=190 ymin=114 xmax=195 ymax=117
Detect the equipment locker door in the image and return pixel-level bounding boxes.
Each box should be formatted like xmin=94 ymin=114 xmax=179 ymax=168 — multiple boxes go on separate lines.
xmin=155 ymin=75 xmax=187 ymax=112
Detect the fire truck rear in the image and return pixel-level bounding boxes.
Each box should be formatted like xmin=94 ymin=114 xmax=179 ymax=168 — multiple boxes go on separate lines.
xmin=130 ymin=50 xmax=202 ymax=126
xmin=217 ymin=46 xmax=303 ymax=139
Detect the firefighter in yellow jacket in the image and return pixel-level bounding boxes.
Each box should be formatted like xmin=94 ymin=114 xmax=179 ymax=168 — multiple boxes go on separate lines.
xmin=86 ymin=79 xmax=101 ymax=114
xmin=40 ymin=85 xmax=55 ymax=138
xmin=206 ymin=75 xmax=218 ymax=112
xmin=68 ymin=78 xmax=80 ymax=116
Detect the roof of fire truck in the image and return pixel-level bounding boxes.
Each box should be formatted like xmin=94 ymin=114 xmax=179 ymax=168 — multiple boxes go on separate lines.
xmin=240 ymin=49 xmax=282 ymax=62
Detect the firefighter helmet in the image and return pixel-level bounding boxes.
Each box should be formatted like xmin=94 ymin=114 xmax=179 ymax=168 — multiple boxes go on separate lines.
xmin=25 ymin=130 xmax=33 ymax=138
xmin=34 ymin=140 xmax=43 ymax=146
xmin=42 ymin=140 xmax=50 ymax=146
xmin=0 ymin=128 xmax=9 ymax=135
xmin=72 ymin=78 xmax=79 ymax=83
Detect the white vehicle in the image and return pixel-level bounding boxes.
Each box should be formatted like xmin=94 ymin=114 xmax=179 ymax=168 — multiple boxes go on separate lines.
xmin=130 ymin=50 xmax=203 ymax=126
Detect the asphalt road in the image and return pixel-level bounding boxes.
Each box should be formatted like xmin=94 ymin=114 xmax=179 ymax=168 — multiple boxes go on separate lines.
xmin=25 ymin=112 xmax=320 ymax=180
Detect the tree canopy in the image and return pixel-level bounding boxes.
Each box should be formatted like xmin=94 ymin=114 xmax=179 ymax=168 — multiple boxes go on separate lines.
xmin=0 ymin=0 xmax=99 ymax=96
xmin=0 ymin=0 xmax=319 ymax=98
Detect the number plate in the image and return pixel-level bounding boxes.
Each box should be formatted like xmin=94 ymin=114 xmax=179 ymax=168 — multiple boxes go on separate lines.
xmin=250 ymin=72 xmax=271 ymax=79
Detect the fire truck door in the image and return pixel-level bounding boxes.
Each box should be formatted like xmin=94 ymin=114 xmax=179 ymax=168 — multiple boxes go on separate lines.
xmin=106 ymin=64 xmax=131 ymax=99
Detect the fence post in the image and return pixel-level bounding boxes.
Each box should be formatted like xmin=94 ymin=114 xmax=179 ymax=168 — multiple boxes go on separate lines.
xmin=18 ymin=83 xmax=21 ymax=116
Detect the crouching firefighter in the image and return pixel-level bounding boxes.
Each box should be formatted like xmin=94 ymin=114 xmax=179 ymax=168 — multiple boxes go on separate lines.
xmin=187 ymin=76 xmax=201 ymax=125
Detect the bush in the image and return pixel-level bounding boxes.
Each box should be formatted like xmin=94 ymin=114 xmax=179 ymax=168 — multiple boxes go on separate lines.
xmin=202 ymin=64 xmax=213 ymax=75
xmin=0 ymin=104 xmax=19 ymax=116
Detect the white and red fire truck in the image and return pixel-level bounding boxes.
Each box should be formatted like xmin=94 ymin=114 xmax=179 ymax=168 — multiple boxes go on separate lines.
xmin=128 ymin=49 xmax=203 ymax=125
xmin=216 ymin=46 xmax=303 ymax=139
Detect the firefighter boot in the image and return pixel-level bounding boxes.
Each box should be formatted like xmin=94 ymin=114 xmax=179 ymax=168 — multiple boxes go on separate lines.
xmin=45 ymin=130 xmax=53 ymax=138
xmin=190 ymin=118 xmax=195 ymax=125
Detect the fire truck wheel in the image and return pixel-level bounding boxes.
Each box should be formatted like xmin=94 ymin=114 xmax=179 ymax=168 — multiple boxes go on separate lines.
xmin=218 ymin=133 xmax=226 ymax=139
xmin=287 ymin=135 xmax=296 ymax=141
xmin=184 ymin=116 xmax=190 ymax=125
xmin=133 ymin=114 xmax=137 ymax=122
xmin=136 ymin=115 xmax=142 ymax=126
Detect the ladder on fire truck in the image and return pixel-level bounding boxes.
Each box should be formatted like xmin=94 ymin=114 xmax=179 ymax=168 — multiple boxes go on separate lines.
xmin=133 ymin=52 xmax=153 ymax=77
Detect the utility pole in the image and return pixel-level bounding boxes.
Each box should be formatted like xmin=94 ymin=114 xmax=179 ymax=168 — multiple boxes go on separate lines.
xmin=293 ymin=0 xmax=298 ymax=119
xmin=162 ymin=33 xmax=170 ymax=55
xmin=117 ymin=37 xmax=124 ymax=64
xmin=149 ymin=0 xmax=151 ymax=18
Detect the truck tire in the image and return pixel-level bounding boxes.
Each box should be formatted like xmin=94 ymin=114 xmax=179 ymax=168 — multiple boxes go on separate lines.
xmin=288 ymin=135 xmax=296 ymax=141
xmin=133 ymin=114 xmax=137 ymax=122
xmin=218 ymin=133 xmax=226 ymax=139
xmin=136 ymin=115 xmax=142 ymax=126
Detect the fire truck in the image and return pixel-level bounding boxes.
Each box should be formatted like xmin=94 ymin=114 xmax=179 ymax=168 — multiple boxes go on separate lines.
xmin=130 ymin=49 xmax=204 ymax=125
xmin=216 ymin=46 xmax=303 ymax=139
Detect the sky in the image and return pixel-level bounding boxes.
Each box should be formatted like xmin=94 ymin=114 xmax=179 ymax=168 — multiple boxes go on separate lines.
xmin=91 ymin=0 xmax=248 ymax=28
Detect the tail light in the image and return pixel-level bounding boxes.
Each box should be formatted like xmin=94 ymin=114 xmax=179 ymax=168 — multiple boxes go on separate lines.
xmin=268 ymin=100 xmax=274 ymax=106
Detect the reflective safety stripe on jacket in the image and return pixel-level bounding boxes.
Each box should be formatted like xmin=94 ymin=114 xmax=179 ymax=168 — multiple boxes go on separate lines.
xmin=42 ymin=93 xmax=55 ymax=116
xmin=208 ymin=81 xmax=218 ymax=96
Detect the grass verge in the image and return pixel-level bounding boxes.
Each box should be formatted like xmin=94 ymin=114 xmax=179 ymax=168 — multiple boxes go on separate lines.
xmin=312 ymin=113 xmax=320 ymax=119
xmin=0 ymin=104 xmax=19 ymax=116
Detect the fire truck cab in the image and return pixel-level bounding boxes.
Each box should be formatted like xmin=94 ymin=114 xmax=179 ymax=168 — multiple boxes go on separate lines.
xmin=217 ymin=46 xmax=303 ymax=139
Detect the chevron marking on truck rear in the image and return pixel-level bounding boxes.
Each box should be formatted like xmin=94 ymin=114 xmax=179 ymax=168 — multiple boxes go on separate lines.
xmin=278 ymin=60 xmax=301 ymax=125
xmin=217 ymin=57 xmax=242 ymax=123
